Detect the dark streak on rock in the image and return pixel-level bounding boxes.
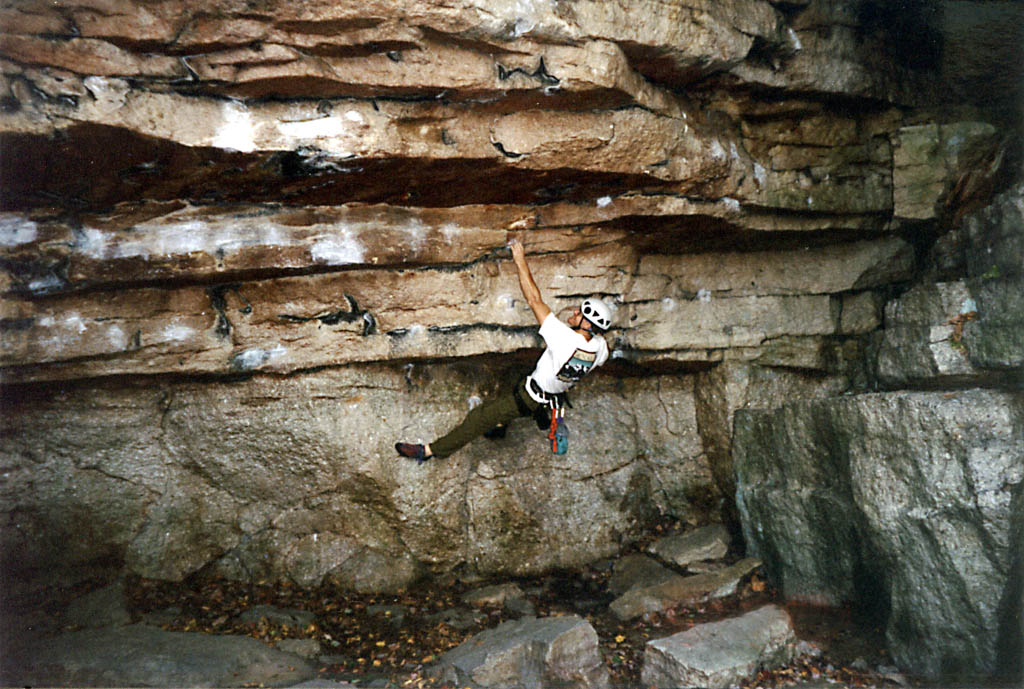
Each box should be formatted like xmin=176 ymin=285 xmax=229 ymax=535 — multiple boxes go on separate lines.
xmin=491 ymin=140 xmax=523 ymax=159
xmin=277 ymin=294 xmax=376 ymax=336
xmin=206 ymin=284 xmax=238 ymax=338
xmin=496 ymin=56 xmax=560 ymax=86
xmin=386 ymin=323 xmax=538 ymax=339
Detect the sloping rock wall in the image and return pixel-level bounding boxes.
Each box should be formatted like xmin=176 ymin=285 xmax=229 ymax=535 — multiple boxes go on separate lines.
xmin=1 ymin=8 xmax=1021 ymax=685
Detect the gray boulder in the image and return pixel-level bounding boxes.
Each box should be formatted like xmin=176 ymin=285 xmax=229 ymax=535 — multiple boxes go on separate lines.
xmin=431 ymin=615 xmax=609 ymax=689
xmin=647 ymin=524 xmax=730 ymax=569
xmin=642 ymin=605 xmax=797 ymax=689
xmin=610 ymin=557 xmax=761 ymax=621
xmin=734 ymin=389 xmax=1024 ymax=679
xmin=961 ymin=276 xmax=1024 ymax=371
xmin=879 ymin=168 xmax=1024 ymax=388
xmin=3 ymin=624 xmax=315 ymax=688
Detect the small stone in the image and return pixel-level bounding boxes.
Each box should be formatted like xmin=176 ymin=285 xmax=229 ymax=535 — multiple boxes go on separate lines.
xmin=794 ymin=639 xmax=823 ymax=658
xmin=235 ymin=604 xmax=317 ymax=628
xmin=462 ymin=582 xmax=525 ymax=607
xmin=367 ymin=604 xmax=407 ymax=628
xmin=647 ymin=524 xmax=731 ymax=569
xmin=427 ymin=607 xmax=487 ymax=631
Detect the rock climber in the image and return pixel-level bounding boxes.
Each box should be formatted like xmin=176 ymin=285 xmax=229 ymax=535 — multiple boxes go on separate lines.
xmin=395 ymin=239 xmax=612 ymax=463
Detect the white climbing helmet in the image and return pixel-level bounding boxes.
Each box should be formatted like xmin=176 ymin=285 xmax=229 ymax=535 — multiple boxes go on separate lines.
xmin=580 ymin=297 xmax=612 ymax=332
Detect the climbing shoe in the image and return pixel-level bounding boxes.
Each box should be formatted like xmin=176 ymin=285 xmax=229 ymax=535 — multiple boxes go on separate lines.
xmin=395 ymin=442 xmax=430 ymax=464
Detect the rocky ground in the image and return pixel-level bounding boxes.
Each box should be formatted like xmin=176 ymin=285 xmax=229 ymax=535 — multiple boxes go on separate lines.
xmin=2 ymin=520 xmax=931 ymax=689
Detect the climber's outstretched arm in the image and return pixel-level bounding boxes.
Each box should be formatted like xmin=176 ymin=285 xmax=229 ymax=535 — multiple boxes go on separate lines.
xmin=509 ymin=239 xmax=551 ymax=326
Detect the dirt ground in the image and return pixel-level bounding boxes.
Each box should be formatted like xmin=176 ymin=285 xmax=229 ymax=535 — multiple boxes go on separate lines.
xmin=124 ymin=557 xmax=913 ymax=689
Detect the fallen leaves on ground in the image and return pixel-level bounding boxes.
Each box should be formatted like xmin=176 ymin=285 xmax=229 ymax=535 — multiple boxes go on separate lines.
xmin=125 ymin=532 xmax=904 ymax=688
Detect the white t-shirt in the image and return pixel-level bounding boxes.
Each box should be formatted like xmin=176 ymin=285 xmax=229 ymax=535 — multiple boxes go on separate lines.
xmin=526 ymin=312 xmax=609 ymax=403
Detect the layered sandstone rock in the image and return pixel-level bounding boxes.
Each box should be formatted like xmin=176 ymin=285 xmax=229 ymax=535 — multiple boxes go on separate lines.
xmin=1 ymin=1 xmax=1022 ymax=681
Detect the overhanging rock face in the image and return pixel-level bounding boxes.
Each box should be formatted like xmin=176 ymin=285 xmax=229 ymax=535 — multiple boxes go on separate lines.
xmin=0 ymin=1 xmax=981 ymax=386
xmin=3 ymin=0 xmax=965 ymax=384
xmin=1 ymin=7 xmax=1021 ymax=682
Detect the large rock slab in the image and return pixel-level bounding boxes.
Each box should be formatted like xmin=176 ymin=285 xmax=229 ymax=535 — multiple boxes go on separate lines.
xmin=642 ymin=605 xmax=797 ymax=689
xmin=609 ymin=557 xmax=761 ymax=621
xmin=3 ymin=624 xmax=316 ymax=688
xmin=734 ymin=389 xmax=1024 ymax=679
xmin=693 ymin=360 xmax=852 ymax=524
xmin=728 ymin=1 xmax=941 ymax=103
xmin=0 ymin=365 xmax=713 ymax=591
xmin=0 ymin=0 xmax=781 ymax=97
xmin=431 ymin=614 xmax=609 ymax=689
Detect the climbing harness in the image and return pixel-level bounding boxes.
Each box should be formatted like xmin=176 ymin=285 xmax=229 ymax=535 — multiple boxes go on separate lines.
xmin=548 ymin=404 xmax=568 ymax=455
xmin=521 ymin=375 xmax=571 ymax=453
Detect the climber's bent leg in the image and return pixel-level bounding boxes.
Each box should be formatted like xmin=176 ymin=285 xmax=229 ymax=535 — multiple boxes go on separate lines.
xmin=430 ymin=379 xmax=537 ymax=459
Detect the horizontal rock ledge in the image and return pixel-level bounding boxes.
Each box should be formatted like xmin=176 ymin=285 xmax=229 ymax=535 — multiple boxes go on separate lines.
xmin=2 ymin=78 xmax=908 ymax=215
xmin=0 ymin=197 xmax=896 ymax=297
xmin=0 ymin=237 xmax=910 ymax=382
xmin=0 ymin=0 xmax=936 ymax=103
xmin=0 ymin=0 xmax=781 ymax=95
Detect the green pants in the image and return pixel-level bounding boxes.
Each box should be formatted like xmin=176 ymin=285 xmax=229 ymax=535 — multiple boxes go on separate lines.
xmin=430 ymin=378 xmax=541 ymax=459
